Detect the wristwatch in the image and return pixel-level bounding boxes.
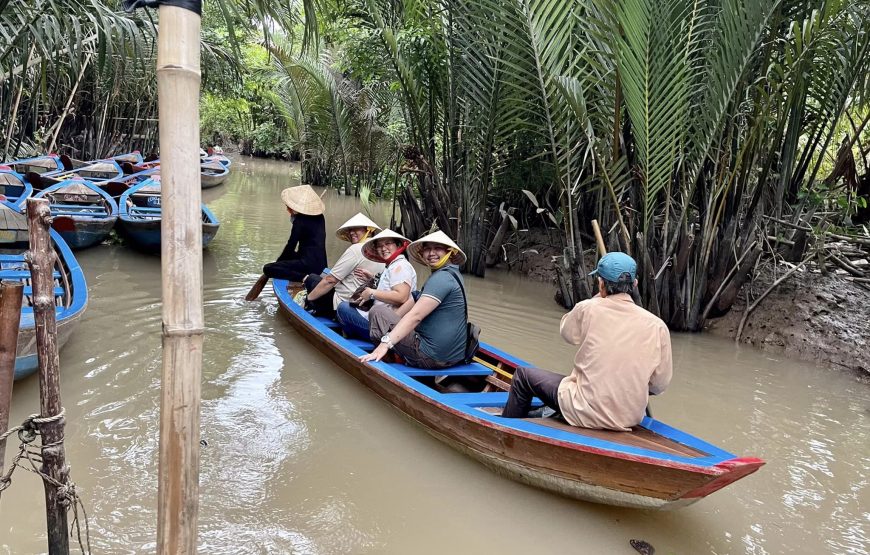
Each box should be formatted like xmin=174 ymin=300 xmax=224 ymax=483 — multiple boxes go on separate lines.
xmin=369 ymin=291 xmax=376 ymax=302
xmin=380 ymin=334 xmax=394 ymax=349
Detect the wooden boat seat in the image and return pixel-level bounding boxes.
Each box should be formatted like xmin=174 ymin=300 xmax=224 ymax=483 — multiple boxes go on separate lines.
xmin=439 ymin=391 xmax=543 ymax=408
xmin=397 ymin=362 xmax=492 ymax=377
xmin=314 ymin=316 xmax=341 ymax=328
xmin=344 ymin=337 xmax=374 ymax=350
xmin=0 ymin=270 xmax=61 ymax=279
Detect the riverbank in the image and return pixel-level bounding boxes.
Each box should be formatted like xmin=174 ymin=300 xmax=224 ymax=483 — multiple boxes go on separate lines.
xmin=507 ymin=231 xmax=870 ymax=378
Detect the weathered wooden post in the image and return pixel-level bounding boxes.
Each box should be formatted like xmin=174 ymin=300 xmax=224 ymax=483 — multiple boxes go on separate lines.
xmin=0 ymin=281 xmax=24 ymax=481
xmin=25 ymin=197 xmax=69 ymax=553
xmin=155 ymin=1 xmax=204 ymax=553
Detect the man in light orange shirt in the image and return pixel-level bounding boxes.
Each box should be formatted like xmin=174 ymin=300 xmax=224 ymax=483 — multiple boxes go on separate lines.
xmin=502 ymin=252 xmax=672 ymax=431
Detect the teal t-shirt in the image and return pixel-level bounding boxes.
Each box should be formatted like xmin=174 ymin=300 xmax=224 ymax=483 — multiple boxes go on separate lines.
xmin=416 ymin=265 xmax=467 ymax=364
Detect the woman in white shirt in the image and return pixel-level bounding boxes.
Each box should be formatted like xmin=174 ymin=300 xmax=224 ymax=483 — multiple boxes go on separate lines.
xmin=336 ymin=229 xmax=417 ymax=339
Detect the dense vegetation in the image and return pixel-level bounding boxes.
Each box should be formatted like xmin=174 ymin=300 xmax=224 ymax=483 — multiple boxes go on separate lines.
xmin=2 ymin=0 xmax=869 ymax=330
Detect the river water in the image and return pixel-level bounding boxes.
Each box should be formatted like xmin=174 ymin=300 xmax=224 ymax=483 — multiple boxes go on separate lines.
xmin=1 ymin=157 xmax=867 ymax=554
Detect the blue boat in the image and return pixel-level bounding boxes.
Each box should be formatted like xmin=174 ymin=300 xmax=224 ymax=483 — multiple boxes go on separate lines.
xmin=118 ymin=178 xmax=220 ymax=253
xmin=0 ymin=166 xmax=34 ymax=209
xmin=200 ymin=159 xmax=230 ymax=188
xmin=0 ymin=202 xmax=88 ymax=380
xmin=35 ymin=179 xmax=119 ymax=249
xmin=41 ymin=159 xmax=124 ymax=186
xmin=272 ymin=279 xmax=765 ymax=509
xmin=3 ymin=155 xmax=63 ymax=175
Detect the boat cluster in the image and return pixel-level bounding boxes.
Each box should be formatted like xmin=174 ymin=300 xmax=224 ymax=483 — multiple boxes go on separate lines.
xmin=0 ymin=150 xmax=230 ymax=381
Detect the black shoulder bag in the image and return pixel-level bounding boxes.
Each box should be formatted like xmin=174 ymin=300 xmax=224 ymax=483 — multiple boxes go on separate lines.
xmin=445 ymin=268 xmax=481 ymax=364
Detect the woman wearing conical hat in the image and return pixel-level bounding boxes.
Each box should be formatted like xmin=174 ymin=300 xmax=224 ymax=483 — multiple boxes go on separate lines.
xmin=302 ymin=213 xmax=385 ymax=318
xmin=336 ymin=229 xmax=417 ymax=339
xmin=263 ymin=185 xmax=328 ymax=282
xmin=360 ymin=230 xmax=468 ymax=369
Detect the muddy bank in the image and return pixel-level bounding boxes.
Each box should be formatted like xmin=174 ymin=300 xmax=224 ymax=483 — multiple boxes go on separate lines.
xmin=500 ymin=231 xmax=869 ymax=378
xmin=705 ymin=266 xmax=869 ymax=378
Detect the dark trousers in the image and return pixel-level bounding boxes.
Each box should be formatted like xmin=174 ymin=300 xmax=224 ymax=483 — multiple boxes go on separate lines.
xmin=502 ymin=366 xmax=563 ymax=418
xmin=263 ymin=259 xmax=317 ymax=282
xmin=303 ymin=274 xmax=336 ymax=318
xmin=368 ymin=304 xmax=452 ymax=369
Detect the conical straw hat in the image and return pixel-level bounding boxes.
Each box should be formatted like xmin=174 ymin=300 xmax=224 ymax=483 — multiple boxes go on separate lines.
xmin=408 ymin=230 xmax=467 ymax=266
xmin=361 ymin=229 xmax=411 ymax=263
xmin=336 ymin=213 xmax=381 ymax=242
xmin=281 ymin=185 xmax=324 ymax=215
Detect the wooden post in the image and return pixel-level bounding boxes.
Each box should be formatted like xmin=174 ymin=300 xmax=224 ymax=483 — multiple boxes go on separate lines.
xmin=25 ymin=198 xmax=69 ymax=554
xmin=0 ymin=281 xmax=24 ymax=481
xmin=155 ymin=3 xmax=204 ymax=554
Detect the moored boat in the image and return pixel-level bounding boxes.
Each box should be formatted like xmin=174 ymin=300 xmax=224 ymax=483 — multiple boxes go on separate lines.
xmin=0 ymin=202 xmax=88 ymax=380
xmin=41 ymin=159 xmax=124 ymax=186
xmin=0 ymin=166 xmax=34 ymax=209
xmin=273 ymin=279 xmax=764 ymax=510
xmin=35 ymin=179 xmax=119 ymax=249
xmin=117 ymin=177 xmax=220 ymax=252
xmin=3 ymin=155 xmax=63 ymax=175
xmin=200 ymin=159 xmax=230 ymax=188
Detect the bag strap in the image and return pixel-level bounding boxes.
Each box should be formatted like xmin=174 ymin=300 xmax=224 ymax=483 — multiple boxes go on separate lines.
xmin=443 ymin=267 xmax=468 ymax=321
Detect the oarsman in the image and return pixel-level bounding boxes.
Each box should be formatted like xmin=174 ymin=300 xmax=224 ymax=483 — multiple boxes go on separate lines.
xmin=501 ymin=252 xmax=673 ymax=431
xmin=262 ymin=185 xmax=327 ymax=283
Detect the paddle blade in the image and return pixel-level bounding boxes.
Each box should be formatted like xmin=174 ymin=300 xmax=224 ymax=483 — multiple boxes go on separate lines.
xmin=51 ymin=215 xmax=76 ymax=233
xmin=245 ymin=274 xmax=269 ymax=301
xmin=102 ymin=181 xmax=130 ymax=198
xmin=60 ymin=154 xmax=75 ymax=171
xmin=24 ymin=171 xmax=46 ymax=190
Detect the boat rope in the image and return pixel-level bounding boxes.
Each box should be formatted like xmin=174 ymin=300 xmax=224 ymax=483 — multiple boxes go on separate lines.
xmin=0 ymin=407 xmax=92 ymax=554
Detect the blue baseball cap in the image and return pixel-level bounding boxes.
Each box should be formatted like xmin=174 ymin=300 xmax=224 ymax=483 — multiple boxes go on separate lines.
xmin=589 ymin=252 xmax=637 ymax=282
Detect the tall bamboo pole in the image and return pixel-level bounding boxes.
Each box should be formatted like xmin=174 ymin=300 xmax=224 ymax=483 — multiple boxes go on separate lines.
xmin=25 ymin=198 xmax=69 ymax=554
xmin=0 ymin=281 xmax=24 ymax=484
xmin=155 ymin=3 xmax=204 ymax=553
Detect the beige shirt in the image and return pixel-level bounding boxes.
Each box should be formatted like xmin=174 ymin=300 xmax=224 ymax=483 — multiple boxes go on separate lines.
xmin=329 ymin=243 xmax=384 ymax=310
xmin=557 ymin=293 xmax=673 ymax=431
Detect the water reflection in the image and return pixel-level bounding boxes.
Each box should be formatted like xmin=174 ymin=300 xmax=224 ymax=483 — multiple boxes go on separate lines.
xmin=1 ymin=157 xmax=867 ymax=554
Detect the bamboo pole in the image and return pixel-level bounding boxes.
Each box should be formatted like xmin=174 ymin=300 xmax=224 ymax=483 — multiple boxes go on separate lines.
xmin=155 ymin=4 xmax=204 ymax=554
xmin=591 ymin=219 xmax=607 ymax=257
xmin=25 ymin=198 xmax=69 ymax=554
xmin=0 ymin=281 xmax=24 ymax=485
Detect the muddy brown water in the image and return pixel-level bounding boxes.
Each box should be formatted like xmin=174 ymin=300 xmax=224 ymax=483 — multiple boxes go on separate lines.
xmin=1 ymin=158 xmax=867 ymax=554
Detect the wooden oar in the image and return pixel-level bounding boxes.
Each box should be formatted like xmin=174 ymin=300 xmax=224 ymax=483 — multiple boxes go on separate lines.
xmin=245 ymin=274 xmax=269 ymax=301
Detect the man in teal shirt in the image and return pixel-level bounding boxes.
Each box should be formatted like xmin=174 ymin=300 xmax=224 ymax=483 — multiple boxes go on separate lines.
xmin=362 ymin=231 xmax=468 ymax=368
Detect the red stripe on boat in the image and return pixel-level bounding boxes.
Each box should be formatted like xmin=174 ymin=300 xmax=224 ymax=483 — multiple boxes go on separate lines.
xmin=678 ymin=457 xmax=765 ymax=499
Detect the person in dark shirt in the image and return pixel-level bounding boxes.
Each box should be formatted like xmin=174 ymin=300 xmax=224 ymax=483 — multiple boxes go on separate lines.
xmin=262 ymin=185 xmax=327 ymax=282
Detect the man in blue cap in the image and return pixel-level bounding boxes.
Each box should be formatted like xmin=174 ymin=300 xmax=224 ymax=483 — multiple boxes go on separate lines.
xmin=502 ymin=252 xmax=673 ymax=431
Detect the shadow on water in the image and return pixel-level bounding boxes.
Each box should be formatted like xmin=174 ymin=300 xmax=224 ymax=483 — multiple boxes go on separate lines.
xmin=1 ymin=157 xmax=867 ymax=554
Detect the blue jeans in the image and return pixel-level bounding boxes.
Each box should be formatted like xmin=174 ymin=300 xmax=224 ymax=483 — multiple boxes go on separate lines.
xmin=336 ymin=301 xmax=371 ymax=339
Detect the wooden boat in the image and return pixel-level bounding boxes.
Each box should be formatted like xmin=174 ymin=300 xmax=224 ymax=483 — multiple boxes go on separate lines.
xmin=273 ymin=279 xmax=764 ymax=510
xmin=35 ymin=179 xmax=119 ymax=249
xmin=0 ymin=166 xmax=34 ymax=208
xmin=3 ymin=155 xmax=63 ymax=175
xmin=202 ymin=154 xmax=231 ymax=168
xmin=0 ymin=202 xmax=87 ymax=380
xmin=40 ymin=160 xmax=124 ymax=187
xmin=110 ymin=151 xmax=144 ymax=165
xmin=118 ymin=177 xmax=220 ymax=252
xmin=200 ymin=159 xmax=230 ymax=188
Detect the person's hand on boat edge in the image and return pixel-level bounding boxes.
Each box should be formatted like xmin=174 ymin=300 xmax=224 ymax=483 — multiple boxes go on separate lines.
xmin=360 ymin=342 xmax=390 ymax=363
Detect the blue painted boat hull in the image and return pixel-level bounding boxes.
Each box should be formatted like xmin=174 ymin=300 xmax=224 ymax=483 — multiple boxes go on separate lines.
xmin=272 ymin=278 xmax=765 ymax=509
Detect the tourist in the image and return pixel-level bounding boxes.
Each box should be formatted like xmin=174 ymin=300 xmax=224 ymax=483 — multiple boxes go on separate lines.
xmin=360 ymin=230 xmax=467 ymax=369
xmin=501 ymin=252 xmax=673 ymax=431
xmin=336 ymin=229 xmax=416 ymax=339
xmin=303 ymin=213 xmax=384 ymax=318
xmin=262 ymin=185 xmax=327 ymax=282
